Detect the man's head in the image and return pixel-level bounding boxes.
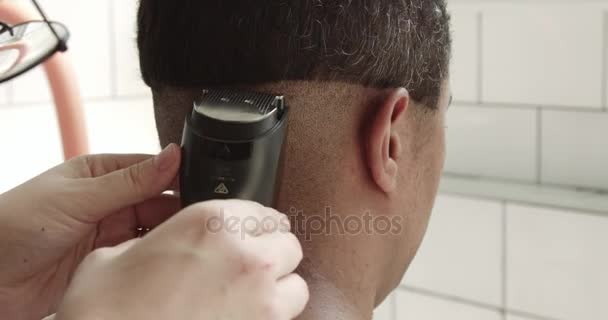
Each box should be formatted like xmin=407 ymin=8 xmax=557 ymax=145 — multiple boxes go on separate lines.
xmin=138 ymin=0 xmax=451 ymax=317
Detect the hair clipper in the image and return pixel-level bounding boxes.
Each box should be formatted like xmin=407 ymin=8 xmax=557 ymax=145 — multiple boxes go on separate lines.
xmin=180 ymin=89 xmax=289 ymax=208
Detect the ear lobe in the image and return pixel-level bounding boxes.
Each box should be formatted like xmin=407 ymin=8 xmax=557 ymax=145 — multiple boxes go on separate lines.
xmin=366 ymin=88 xmax=410 ymax=194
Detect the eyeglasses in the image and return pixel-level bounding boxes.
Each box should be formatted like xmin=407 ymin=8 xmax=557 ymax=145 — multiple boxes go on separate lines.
xmin=0 ymin=0 xmax=70 ymax=84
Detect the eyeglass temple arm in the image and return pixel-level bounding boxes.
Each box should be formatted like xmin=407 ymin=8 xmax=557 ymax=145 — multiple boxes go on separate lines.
xmin=31 ymin=0 xmax=67 ymax=51
xmin=0 ymin=21 xmax=14 ymax=36
xmin=0 ymin=0 xmax=88 ymax=159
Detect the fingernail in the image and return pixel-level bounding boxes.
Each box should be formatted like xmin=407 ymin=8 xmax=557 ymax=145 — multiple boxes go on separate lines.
xmin=154 ymin=144 xmax=176 ymax=171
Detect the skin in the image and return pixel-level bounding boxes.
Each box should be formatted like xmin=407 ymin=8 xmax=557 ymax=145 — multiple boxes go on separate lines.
xmin=152 ymin=80 xmax=451 ymax=320
xmin=0 ymin=145 xmax=182 ymax=320
xmin=0 ymin=144 xmax=309 ymax=320
xmin=55 ymin=200 xmax=308 ymax=320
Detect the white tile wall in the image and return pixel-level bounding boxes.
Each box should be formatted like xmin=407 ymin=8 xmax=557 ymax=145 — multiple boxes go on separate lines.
xmin=10 ymin=66 xmax=52 ymax=103
xmin=482 ymin=4 xmax=604 ymax=108
xmin=112 ymin=0 xmax=150 ymax=97
xmin=448 ymin=4 xmax=479 ymax=102
xmin=373 ymin=293 xmax=395 ymax=320
xmin=506 ymin=204 xmax=608 ymax=320
xmin=444 ymin=2 xmax=608 ymax=192
xmin=541 ymin=110 xmax=608 ymax=191
xmin=445 ymin=105 xmax=537 ymax=182
xmin=83 ymin=97 xmax=159 ymax=155
xmin=506 ymin=315 xmax=533 ymax=320
xmin=10 ymin=0 xmax=113 ymax=104
xmin=396 ymin=291 xmax=503 ymax=320
xmin=0 ymin=104 xmax=63 ymax=192
xmin=0 ymin=98 xmax=159 ymax=193
xmin=403 ymin=195 xmax=503 ymax=306
xmin=0 ymin=85 xmax=9 ymax=105
xmin=605 ymin=8 xmax=608 ymax=111
xmin=0 ymin=0 xmax=156 ymax=193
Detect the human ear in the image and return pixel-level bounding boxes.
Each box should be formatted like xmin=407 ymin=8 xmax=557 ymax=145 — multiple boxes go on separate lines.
xmin=365 ymin=88 xmax=409 ymax=193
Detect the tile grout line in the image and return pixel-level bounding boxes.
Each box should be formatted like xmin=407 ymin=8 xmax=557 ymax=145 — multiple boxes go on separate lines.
xmin=441 ymin=171 xmax=608 ymax=197
xmin=536 ymin=107 xmax=543 ymax=185
xmin=508 ymin=309 xmax=563 ymax=320
xmin=501 ymin=200 xmax=508 ymax=320
xmin=476 ymin=11 xmax=483 ymax=104
xmin=399 ymin=286 xmax=562 ymax=320
xmin=602 ymin=10 xmax=608 ymax=111
xmin=108 ymin=0 xmax=118 ymax=98
xmin=399 ymin=286 xmax=502 ymax=313
xmin=451 ymin=100 xmax=605 ymax=113
xmin=440 ymin=190 xmax=608 ymax=218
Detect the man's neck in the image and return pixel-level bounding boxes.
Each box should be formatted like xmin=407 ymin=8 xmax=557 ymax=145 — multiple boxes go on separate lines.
xmin=295 ymin=258 xmax=374 ymax=320
xmin=275 ymin=135 xmax=390 ymax=320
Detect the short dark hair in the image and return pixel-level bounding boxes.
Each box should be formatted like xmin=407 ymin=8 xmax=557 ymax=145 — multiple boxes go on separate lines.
xmin=137 ymin=0 xmax=451 ymax=108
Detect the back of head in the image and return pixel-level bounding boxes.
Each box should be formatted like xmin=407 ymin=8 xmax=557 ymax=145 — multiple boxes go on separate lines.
xmin=138 ymin=0 xmax=451 ymax=107
xmin=137 ymin=1 xmax=452 ymax=319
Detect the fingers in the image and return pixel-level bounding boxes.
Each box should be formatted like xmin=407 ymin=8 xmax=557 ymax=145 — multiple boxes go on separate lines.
xmin=185 ymin=200 xmax=275 ymax=238
xmin=81 ymin=239 xmax=139 ymax=269
xmin=242 ymin=205 xmax=290 ymax=237
xmin=228 ymin=202 xmax=301 ymax=278
xmin=275 ymin=273 xmax=309 ymax=319
xmin=80 ymin=153 xmax=152 ymax=178
xmin=135 ymin=194 xmax=181 ymax=230
xmin=109 ymin=199 xmax=309 ymax=320
xmin=93 ymin=194 xmax=181 ymax=248
xmin=111 ymin=238 xmax=140 ymax=254
xmin=151 ymin=200 xmax=302 ymax=278
xmin=80 ymin=144 xmax=181 ymax=221
xmin=169 ymin=174 xmax=180 ymax=192
xmin=253 ymin=231 xmax=302 ymax=278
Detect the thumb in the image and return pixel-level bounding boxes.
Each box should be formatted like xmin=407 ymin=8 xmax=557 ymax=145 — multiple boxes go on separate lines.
xmin=111 ymin=238 xmax=141 ymax=255
xmin=81 ymin=144 xmax=181 ymax=220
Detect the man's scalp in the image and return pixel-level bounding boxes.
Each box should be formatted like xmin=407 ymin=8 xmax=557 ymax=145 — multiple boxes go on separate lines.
xmin=137 ymin=0 xmax=451 ymax=109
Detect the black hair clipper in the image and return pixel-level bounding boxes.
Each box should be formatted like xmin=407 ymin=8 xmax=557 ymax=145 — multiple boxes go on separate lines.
xmin=180 ymin=89 xmax=289 ymax=208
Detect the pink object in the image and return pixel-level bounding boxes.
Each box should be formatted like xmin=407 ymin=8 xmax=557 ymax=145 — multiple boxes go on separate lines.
xmin=0 ymin=41 xmax=28 ymax=73
xmin=0 ymin=1 xmax=88 ymax=159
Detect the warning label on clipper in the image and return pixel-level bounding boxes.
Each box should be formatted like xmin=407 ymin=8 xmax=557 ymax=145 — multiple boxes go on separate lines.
xmin=214 ymin=183 xmax=229 ymax=195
